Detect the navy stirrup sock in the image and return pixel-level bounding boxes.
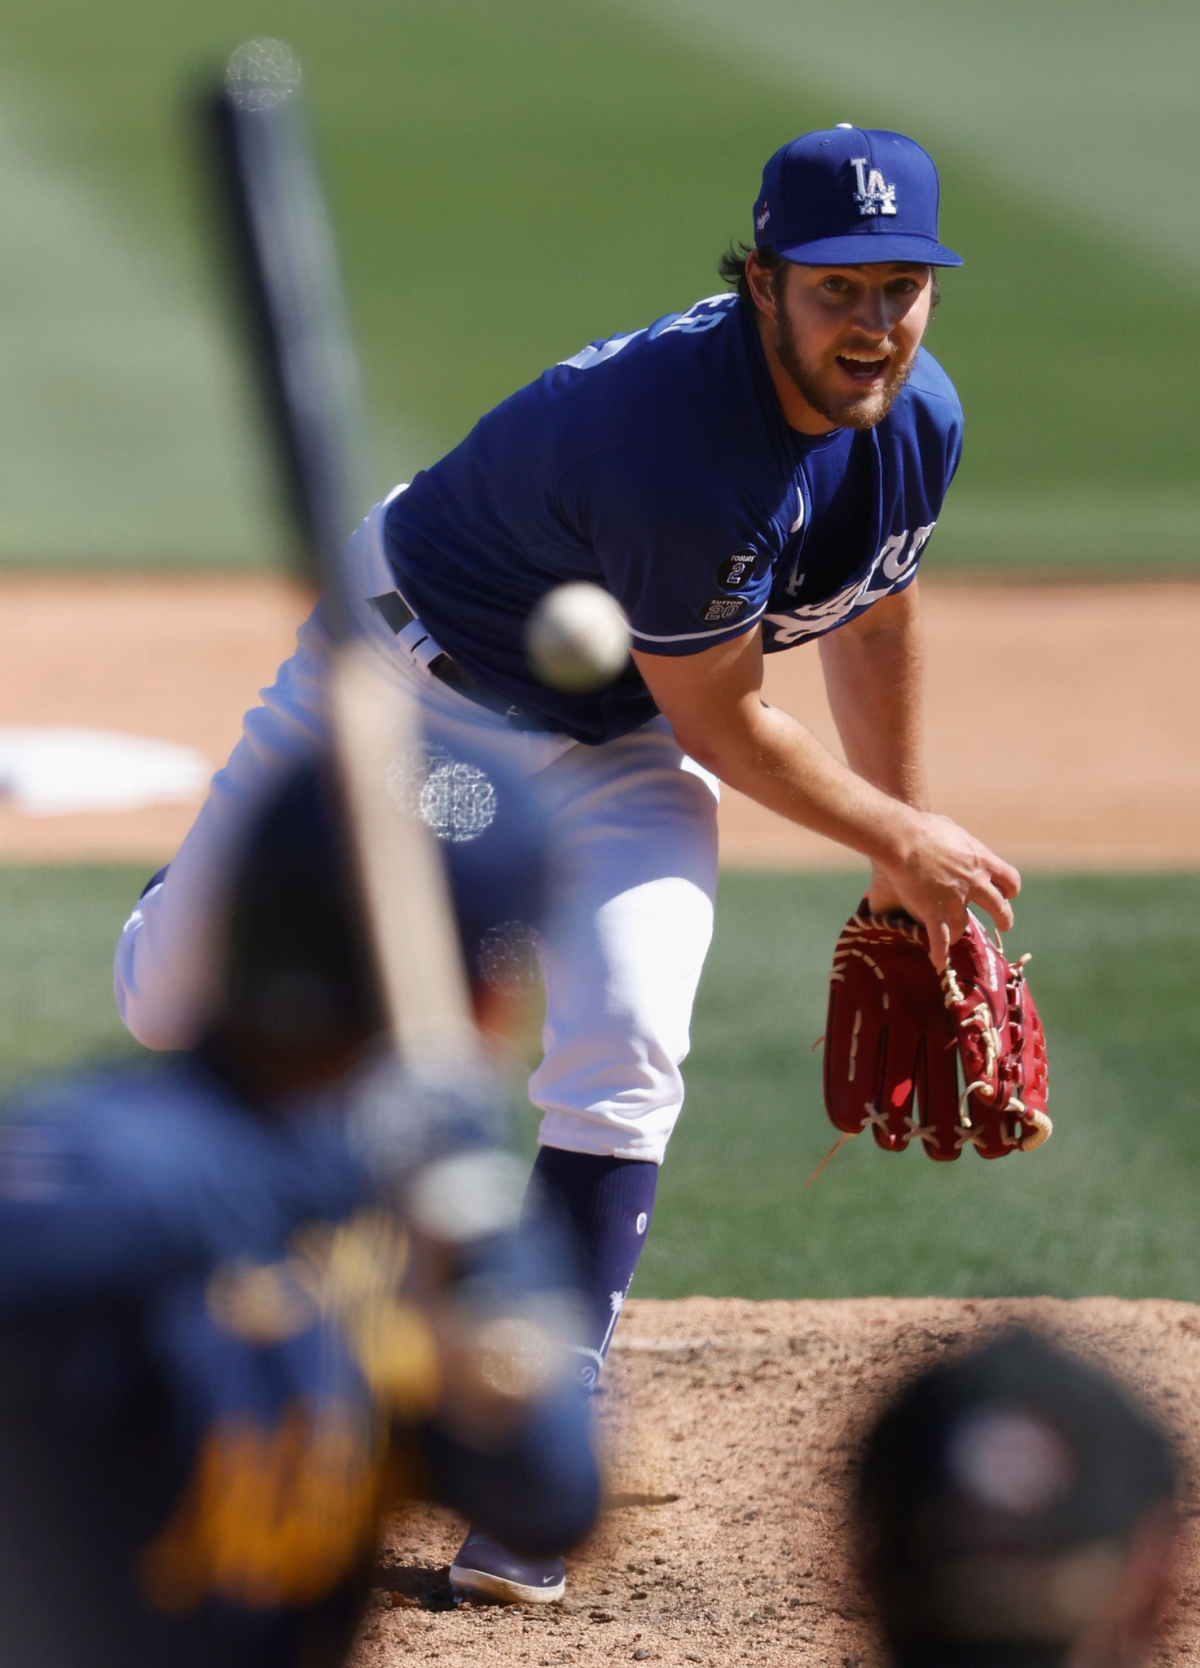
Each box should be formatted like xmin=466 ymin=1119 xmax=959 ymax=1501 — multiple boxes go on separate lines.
xmin=528 ymin=1148 xmax=658 ymax=1388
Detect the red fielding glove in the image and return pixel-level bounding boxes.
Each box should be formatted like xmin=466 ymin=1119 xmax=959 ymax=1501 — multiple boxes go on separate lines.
xmin=822 ymin=900 xmax=1051 ymax=1162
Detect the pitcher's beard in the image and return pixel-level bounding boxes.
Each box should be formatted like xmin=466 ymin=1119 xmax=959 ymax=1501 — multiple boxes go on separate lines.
xmin=775 ymin=313 xmax=914 ymax=430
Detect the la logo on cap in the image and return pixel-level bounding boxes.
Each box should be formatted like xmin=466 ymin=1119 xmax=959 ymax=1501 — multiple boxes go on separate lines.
xmin=850 ymin=157 xmax=897 ymax=217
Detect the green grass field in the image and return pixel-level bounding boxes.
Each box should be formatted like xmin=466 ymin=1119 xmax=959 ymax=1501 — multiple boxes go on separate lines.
xmin=645 ymin=871 xmax=1200 ymax=1301
xmin=4 ymin=863 xmax=1197 ymax=1303
xmin=0 ymin=0 xmax=1196 ymax=569
xmin=0 ymin=867 xmax=145 ymax=1091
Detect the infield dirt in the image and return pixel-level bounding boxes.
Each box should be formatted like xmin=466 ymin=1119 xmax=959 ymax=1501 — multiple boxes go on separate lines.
xmin=1 ymin=575 xmax=1198 ymax=869
xmin=354 ymin=1297 xmax=1200 ymax=1668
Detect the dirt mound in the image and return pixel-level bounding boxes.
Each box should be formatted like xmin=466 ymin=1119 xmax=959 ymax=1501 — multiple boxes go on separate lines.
xmin=353 ymin=1297 xmax=1200 ymax=1667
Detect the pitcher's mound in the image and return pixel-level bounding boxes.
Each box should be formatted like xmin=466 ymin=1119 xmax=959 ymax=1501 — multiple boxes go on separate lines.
xmin=355 ymin=1297 xmax=1200 ymax=1667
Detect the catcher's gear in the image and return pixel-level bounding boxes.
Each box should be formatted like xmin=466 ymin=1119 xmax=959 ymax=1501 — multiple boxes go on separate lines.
xmin=823 ymin=900 xmax=1050 ymax=1161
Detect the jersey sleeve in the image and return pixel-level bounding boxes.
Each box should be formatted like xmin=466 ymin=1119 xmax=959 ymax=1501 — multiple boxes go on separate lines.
xmin=556 ymin=446 xmax=778 ymax=657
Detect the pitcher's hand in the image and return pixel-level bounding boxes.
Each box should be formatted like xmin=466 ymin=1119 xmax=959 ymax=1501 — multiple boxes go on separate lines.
xmin=869 ymin=812 xmax=1020 ymax=970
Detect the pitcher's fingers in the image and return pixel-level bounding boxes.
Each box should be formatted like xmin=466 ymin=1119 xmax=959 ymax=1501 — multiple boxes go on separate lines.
xmin=984 ymin=851 xmax=1022 ymax=899
xmin=971 ymin=878 xmax=1015 ymax=934
xmin=925 ymin=916 xmax=952 ymax=972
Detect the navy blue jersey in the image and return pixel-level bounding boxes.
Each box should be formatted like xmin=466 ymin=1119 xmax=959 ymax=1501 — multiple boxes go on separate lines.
xmin=0 ymin=1061 xmax=597 ymax=1666
xmin=0 ymin=1062 xmax=369 ymax=1310
xmin=0 ymin=1061 xmax=374 ymax=1667
xmin=385 ymin=292 xmax=962 ymax=745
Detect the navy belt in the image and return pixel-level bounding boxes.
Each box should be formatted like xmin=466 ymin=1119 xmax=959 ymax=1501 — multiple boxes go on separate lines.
xmin=368 ymin=592 xmax=557 ymax=733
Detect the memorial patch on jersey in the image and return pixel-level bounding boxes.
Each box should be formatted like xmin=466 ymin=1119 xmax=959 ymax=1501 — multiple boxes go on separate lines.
xmin=700 ymin=596 xmax=748 ymax=624
xmin=717 ymin=549 xmax=757 ymax=590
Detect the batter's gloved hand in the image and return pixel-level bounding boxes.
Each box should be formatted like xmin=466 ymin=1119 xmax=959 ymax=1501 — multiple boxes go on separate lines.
xmin=822 ymin=900 xmax=1051 ymax=1162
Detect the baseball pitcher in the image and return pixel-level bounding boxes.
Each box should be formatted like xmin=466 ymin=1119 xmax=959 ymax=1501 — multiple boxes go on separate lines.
xmin=116 ymin=125 xmax=1037 ymax=1603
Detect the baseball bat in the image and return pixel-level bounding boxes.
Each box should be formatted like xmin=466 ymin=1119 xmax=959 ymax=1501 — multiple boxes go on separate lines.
xmin=196 ymin=38 xmax=475 ymax=1066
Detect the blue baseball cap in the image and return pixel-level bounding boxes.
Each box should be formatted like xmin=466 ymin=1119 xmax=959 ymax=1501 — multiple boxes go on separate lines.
xmin=753 ymin=125 xmax=962 ymax=268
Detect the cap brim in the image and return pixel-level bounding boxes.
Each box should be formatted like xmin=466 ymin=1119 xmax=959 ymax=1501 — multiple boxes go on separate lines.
xmin=770 ymin=233 xmax=963 ymax=268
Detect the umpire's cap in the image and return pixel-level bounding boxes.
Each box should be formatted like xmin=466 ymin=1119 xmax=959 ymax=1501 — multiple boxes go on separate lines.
xmin=221 ymin=738 xmax=550 ymax=1053
xmin=858 ymin=1329 xmax=1176 ymax=1659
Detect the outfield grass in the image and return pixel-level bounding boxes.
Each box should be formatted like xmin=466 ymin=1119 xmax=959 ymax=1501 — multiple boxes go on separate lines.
xmin=3 ymin=863 xmax=1198 ymax=1302
xmin=641 ymin=871 xmax=1200 ymax=1302
xmin=0 ymin=867 xmax=145 ymax=1094
xmin=0 ymin=0 xmax=1196 ymax=569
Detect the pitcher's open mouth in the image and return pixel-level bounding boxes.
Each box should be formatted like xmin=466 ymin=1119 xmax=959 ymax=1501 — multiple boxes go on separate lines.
xmin=836 ymin=354 xmax=889 ymax=383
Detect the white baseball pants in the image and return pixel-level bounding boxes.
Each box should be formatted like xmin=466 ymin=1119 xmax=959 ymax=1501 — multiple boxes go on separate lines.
xmin=114 ymin=497 xmax=720 ymax=1165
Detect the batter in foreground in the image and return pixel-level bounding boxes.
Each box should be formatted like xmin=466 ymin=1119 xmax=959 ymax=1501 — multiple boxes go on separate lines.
xmin=116 ymin=125 xmax=1019 ymax=1603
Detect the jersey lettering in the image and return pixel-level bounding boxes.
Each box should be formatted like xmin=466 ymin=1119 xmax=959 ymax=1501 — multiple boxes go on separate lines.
xmin=559 ymin=331 xmax=643 ymax=372
xmin=559 ymin=295 xmax=734 ymax=371
xmin=657 ymin=296 xmax=733 ymax=336
xmin=764 ymin=522 xmax=933 ymax=647
xmin=909 ymin=522 xmax=935 ymax=562
xmin=876 ymin=531 xmax=910 ymax=578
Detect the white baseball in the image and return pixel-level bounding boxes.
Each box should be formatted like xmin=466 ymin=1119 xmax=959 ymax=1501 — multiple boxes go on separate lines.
xmin=525 ymin=583 xmax=632 ymax=693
